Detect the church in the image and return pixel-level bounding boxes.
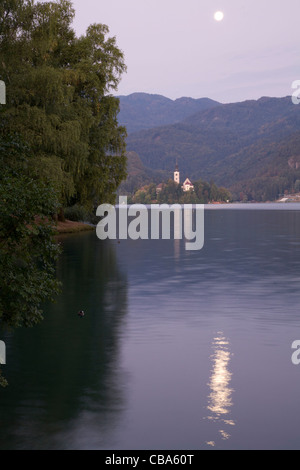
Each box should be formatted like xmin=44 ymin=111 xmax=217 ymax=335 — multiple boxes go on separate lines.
xmin=174 ymin=162 xmax=194 ymax=192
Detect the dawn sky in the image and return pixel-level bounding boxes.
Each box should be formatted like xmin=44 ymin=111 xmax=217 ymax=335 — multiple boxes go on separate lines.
xmin=68 ymin=0 xmax=300 ymax=103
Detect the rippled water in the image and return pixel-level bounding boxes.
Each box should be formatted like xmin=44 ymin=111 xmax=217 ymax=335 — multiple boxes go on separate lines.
xmin=1 ymin=204 xmax=300 ymax=449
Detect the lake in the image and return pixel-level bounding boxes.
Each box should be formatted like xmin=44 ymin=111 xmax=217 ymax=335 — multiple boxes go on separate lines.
xmin=1 ymin=203 xmax=300 ymax=450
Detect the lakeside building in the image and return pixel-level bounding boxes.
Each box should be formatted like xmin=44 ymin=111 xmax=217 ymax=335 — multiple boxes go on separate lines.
xmin=156 ymin=183 xmax=164 ymax=194
xmin=181 ymin=178 xmax=194 ymax=192
xmin=173 ymin=162 xmax=194 ymax=192
xmin=155 ymin=162 xmax=195 ymax=193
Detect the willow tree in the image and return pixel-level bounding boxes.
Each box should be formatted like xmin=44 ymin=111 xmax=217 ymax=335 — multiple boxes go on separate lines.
xmin=0 ymin=0 xmax=127 ymax=210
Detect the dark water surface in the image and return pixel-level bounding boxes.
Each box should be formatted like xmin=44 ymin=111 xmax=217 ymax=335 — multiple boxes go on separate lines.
xmin=1 ymin=204 xmax=300 ymax=449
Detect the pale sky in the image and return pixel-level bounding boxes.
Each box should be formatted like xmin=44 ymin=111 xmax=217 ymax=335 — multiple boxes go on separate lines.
xmin=67 ymin=0 xmax=300 ymax=103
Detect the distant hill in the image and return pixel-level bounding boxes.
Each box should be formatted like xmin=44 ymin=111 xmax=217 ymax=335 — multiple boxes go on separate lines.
xmin=117 ymin=93 xmax=221 ymax=134
xmin=125 ymin=96 xmax=300 ymax=200
xmin=118 ymin=151 xmax=168 ymax=194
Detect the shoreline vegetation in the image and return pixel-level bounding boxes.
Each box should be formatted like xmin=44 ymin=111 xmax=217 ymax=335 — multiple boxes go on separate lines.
xmin=54 ymin=220 xmax=95 ymax=234
xmin=57 ymin=191 xmax=300 ymax=229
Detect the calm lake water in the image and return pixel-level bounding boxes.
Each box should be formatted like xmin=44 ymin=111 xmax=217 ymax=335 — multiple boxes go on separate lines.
xmin=1 ymin=203 xmax=300 ymax=450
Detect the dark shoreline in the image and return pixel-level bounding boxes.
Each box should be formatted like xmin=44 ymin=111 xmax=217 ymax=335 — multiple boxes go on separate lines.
xmin=54 ymin=220 xmax=95 ymax=234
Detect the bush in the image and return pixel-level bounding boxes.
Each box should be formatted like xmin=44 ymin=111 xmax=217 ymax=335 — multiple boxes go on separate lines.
xmin=64 ymin=204 xmax=89 ymax=222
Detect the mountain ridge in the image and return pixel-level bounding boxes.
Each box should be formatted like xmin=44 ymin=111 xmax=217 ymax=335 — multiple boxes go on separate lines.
xmin=117 ymin=92 xmax=221 ymax=134
xmin=119 ymin=94 xmax=300 ymax=200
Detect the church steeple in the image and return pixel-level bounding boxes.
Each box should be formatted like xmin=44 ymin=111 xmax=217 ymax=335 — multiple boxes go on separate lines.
xmin=174 ymin=160 xmax=180 ymax=184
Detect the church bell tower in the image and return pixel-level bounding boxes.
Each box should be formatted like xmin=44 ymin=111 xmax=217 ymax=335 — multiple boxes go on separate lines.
xmin=174 ymin=161 xmax=180 ymax=184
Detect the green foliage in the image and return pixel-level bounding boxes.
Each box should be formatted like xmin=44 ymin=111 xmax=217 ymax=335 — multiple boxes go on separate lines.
xmin=0 ymin=131 xmax=61 ymax=385
xmin=0 ymin=0 xmax=127 ymax=210
xmin=294 ymin=179 xmax=300 ymax=193
xmin=63 ymin=204 xmax=89 ymax=222
xmin=0 ymin=374 xmax=8 ymax=388
xmin=118 ymin=151 xmax=167 ymax=196
xmin=0 ymin=130 xmax=61 ymax=326
xmin=0 ymin=173 xmax=61 ymax=328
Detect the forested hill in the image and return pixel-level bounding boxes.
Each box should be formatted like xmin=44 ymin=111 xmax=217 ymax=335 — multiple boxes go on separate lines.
xmin=117 ymin=93 xmax=220 ymax=133
xmin=125 ymin=96 xmax=300 ymax=200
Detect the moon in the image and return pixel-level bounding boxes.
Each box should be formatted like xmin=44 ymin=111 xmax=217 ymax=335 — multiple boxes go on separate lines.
xmin=214 ymin=11 xmax=224 ymax=21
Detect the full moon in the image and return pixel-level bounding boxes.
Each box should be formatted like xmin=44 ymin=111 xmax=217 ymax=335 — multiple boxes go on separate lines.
xmin=214 ymin=11 xmax=224 ymax=21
